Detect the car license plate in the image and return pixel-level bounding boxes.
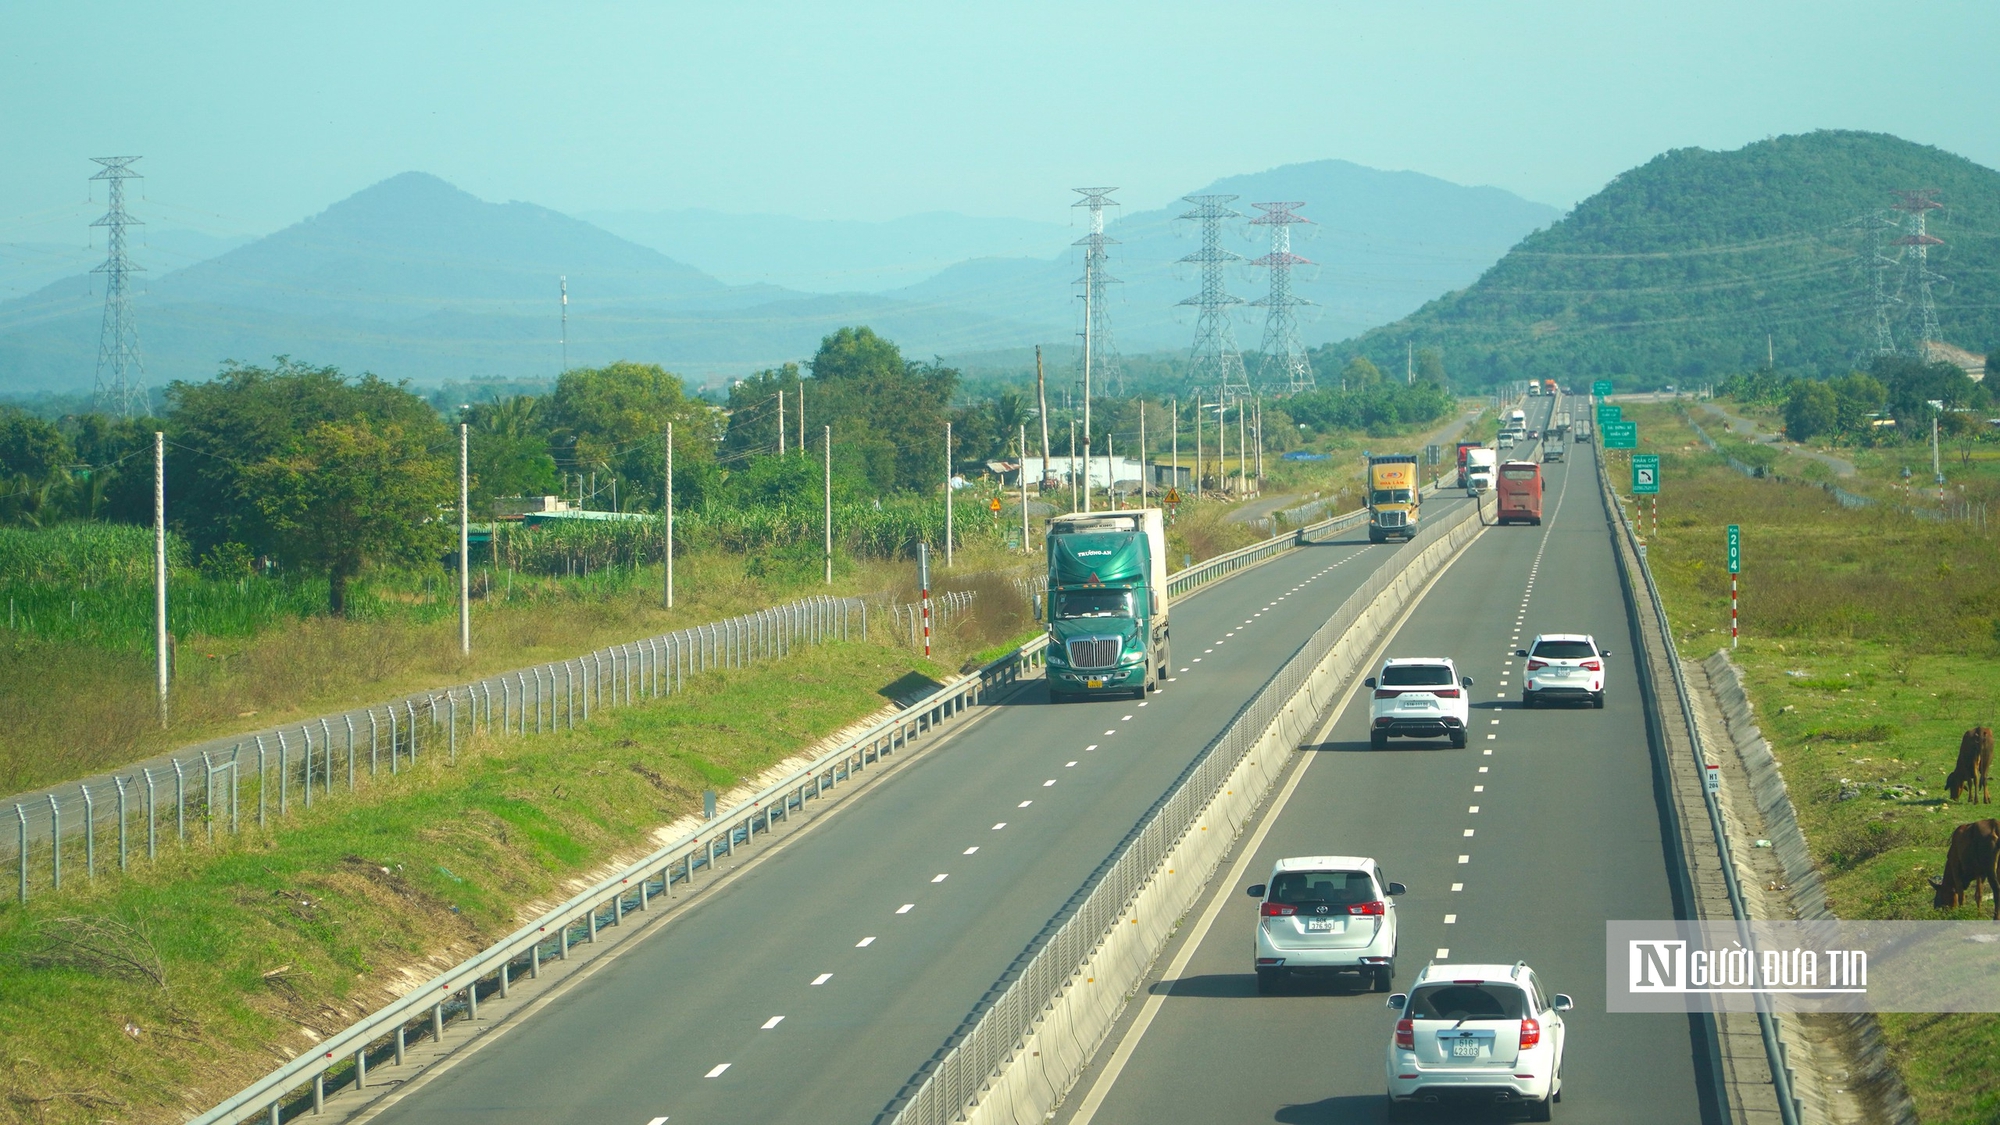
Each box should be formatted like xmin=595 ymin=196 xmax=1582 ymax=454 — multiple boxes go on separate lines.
xmin=1451 ymin=1038 xmax=1482 ymax=1058
xmin=1304 ymin=918 xmax=1341 ymax=933
xmin=1086 ymin=678 xmax=1103 ymax=689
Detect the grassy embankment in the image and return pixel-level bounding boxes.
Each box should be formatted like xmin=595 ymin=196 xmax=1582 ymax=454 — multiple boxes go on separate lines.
xmin=1609 ymin=402 xmax=2000 ymax=1125
xmin=0 ymin=637 xmax=960 ymax=1125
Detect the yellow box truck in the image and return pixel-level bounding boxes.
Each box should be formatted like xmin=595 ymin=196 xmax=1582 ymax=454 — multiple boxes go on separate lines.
xmin=1367 ymin=454 xmax=1420 ymax=543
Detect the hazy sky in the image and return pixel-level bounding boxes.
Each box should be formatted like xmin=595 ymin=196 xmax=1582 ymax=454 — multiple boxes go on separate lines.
xmin=4 ymin=0 xmax=1997 ymax=244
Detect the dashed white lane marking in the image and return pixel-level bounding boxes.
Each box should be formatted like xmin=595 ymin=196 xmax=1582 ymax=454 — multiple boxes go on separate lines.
xmin=1436 ymin=948 xmax=1451 ymax=959
xmin=705 ymin=1064 xmax=731 ymax=1078
xmin=1105 ymin=729 xmax=1117 ymax=735
xmin=1085 ymin=744 xmax=1098 ymax=751
xmin=1478 ymin=766 xmax=1488 ymax=773
xmin=761 ymin=1017 xmax=783 ymax=1030
xmin=1137 ymin=701 xmax=1148 ymax=707
xmin=1473 ymin=785 xmax=1484 ymax=792
xmin=1483 ymin=749 xmax=1492 ymax=756
xmin=1444 ymin=914 xmax=1458 ymax=924
xmin=811 ymin=973 xmax=832 ymax=985
xmin=856 ymin=936 xmax=876 ymax=947
xmin=931 ymin=873 xmax=949 ymax=882
xmin=1018 ymin=800 xmax=1032 ymax=807
xmin=1451 ymin=883 xmax=1464 ymax=892
xmin=648 ymin=1116 xmax=670 ymax=1124
xmin=1043 ymin=779 xmax=1057 ymax=787
xmin=1490 ymin=719 xmax=1501 ymax=724
xmin=1066 ymin=761 xmax=1078 ymax=767
xmin=1462 ymin=829 xmax=1475 ymax=837
xmin=897 ymin=903 xmax=915 ymax=913
xmin=963 ymin=846 xmax=979 ymax=854
xmin=1458 ymin=855 xmax=1470 ymax=864
xmin=1191 ymin=658 xmax=1201 ymax=663
xmin=1204 ymin=648 xmax=1213 ymax=653
xmin=992 ymin=822 xmax=1007 ymax=830
xmin=1469 ymin=806 xmax=1480 ymax=813
xmin=1495 ymin=692 xmax=1507 ymax=698
xmin=1487 ymin=734 xmax=1497 ymax=740
xmin=1121 ymin=714 xmax=1134 ymax=721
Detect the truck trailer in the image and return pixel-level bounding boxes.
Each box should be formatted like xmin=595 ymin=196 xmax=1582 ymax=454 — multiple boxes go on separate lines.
xmin=1367 ymin=454 xmax=1421 ymax=542
xmin=1455 ymin=441 xmax=1482 ymax=489
xmin=1043 ymin=509 xmax=1170 ymax=702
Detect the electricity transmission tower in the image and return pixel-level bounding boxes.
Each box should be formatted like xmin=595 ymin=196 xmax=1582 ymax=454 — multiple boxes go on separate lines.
xmin=1249 ymin=201 xmax=1314 ymax=393
xmin=1891 ymin=189 xmax=1945 ymax=353
xmin=1178 ymin=194 xmax=1250 ymax=400
xmin=1073 ymin=187 xmax=1123 ymax=396
xmin=1860 ymin=207 xmax=1902 ymax=360
xmin=90 ymin=156 xmax=147 ymax=418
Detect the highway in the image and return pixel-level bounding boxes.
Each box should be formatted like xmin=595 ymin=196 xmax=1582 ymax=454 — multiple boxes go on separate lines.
xmin=356 ymin=476 xmax=1482 ymax=1123
xmin=1059 ymin=403 xmax=1714 ymax=1123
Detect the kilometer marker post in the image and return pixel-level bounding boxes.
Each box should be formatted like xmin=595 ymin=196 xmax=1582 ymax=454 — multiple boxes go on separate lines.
xmin=918 ymin=542 xmax=932 ymax=658
xmin=1727 ymin=523 xmax=1741 ymax=648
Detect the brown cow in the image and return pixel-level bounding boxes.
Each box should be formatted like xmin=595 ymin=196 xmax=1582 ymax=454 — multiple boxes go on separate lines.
xmin=1931 ymin=819 xmax=2000 ymax=920
xmin=1946 ymin=727 xmax=1994 ymax=804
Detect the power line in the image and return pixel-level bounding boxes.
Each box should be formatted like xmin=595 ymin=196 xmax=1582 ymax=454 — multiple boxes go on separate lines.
xmin=1248 ymin=201 xmax=1314 ymax=393
xmin=90 ymin=157 xmax=147 ymax=419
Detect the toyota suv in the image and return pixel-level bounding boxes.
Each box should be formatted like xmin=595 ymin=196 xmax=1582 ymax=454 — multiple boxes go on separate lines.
xmin=1246 ymin=856 xmax=1404 ymax=993
xmin=1367 ymin=658 xmax=1472 ymax=748
xmin=1517 ymin=633 xmax=1610 ymax=709
xmin=1385 ymin=961 xmax=1573 ymax=1120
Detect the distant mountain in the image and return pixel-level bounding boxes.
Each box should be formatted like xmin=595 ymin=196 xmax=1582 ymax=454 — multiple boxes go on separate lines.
xmin=0 ymin=228 xmax=249 ymax=302
xmin=1327 ymin=131 xmax=2000 ymax=388
xmin=583 ymin=207 xmax=1072 ymax=293
xmin=887 ymin=160 xmax=1563 ymax=354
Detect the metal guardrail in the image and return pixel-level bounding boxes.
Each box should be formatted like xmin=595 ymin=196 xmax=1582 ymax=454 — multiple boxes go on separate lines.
xmin=190 ymin=631 xmax=1048 ymax=1125
xmin=887 ymin=498 xmax=1484 ymax=1125
xmin=9 ymin=595 xmax=866 ymax=902
xmin=1601 ymin=449 xmax=1802 ymax=1125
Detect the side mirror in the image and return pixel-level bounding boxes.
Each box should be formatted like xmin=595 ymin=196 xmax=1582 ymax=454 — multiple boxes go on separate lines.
xmin=1553 ymin=994 xmax=1575 ymax=1012
xmin=1364 ymin=677 xmax=1377 ymax=688
xmin=1515 ymin=649 xmax=1528 ymax=658
xmin=1387 ymin=882 xmax=1407 ymax=896
xmin=1599 ymin=650 xmax=1612 ymax=657
xmin=1245 ymin=884 xmax=1266 ymax=898
xmin=1460 ymin=676 xmax=1474 ymax=688
xmin=1386 ymin=993 xmax=1407 ymax=1010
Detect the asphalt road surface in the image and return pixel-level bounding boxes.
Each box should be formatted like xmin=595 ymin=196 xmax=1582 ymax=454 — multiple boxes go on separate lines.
xmin=358 ymin=489 xmax=1481 ymax=1124
xmin=1060 ymin=409 xmax=1713 ymax=1124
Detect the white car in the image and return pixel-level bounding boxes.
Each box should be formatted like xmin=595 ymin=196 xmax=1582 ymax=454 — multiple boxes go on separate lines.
xmin=1246 ymin=856 xmax=1404 ymax=993
xmin=1385 ymin=961 xmax=1573 ymax=1120
xmin=1517 ymin=633 xmax=1610 ymax=709
xmin=1367 ymin=658 xmax=1472 ymax=748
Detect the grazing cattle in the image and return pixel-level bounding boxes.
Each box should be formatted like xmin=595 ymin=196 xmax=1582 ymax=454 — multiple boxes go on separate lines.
xmin=1931 ymin=819 xmax=2000 ymax=920
xmin=1946 ymin=727 xmax=1994 ymax=804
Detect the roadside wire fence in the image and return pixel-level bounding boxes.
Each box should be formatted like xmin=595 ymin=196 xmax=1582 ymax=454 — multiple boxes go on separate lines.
xmin=1684 ymin=413 xmax=1989 ymax=530
xmin=5 ymin=595 xmax=866 ymax=905
xmin=882 ymin=591 xmax=976 ymax=649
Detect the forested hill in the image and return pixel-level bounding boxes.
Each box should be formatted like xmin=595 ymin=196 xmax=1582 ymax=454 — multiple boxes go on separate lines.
xmin=1326 ymin=131 xmax=2000 ymax=389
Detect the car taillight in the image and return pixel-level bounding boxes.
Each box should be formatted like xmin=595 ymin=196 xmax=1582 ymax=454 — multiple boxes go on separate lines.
xmin=1526 ymin=659 xmax=1547 ymax=671
xmin=1519 ymin=1017 xmax=1541 ymax=1049
xmin=1260 ymin=902 xmax=1296 ymax=917
xmin=1374 ymin=689 xmax=1401 ymax=699
xmin=1581 ymin=660 xmax=1601 ymax=671
xmin=1395 ymin=1019 xmax=1414 ymax=1050
xmin=1434 ymin=688 xmax=1459 ymax=698
xmin=1348 ymin=900 xmax=1386 ymax=916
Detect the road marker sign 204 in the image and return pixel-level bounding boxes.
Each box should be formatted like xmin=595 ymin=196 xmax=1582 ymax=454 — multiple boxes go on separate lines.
xmin=1607 ymin=920 xmax=2000 ymax=1013
xmin=1631 ymin=454 xmax=1659 ymax=495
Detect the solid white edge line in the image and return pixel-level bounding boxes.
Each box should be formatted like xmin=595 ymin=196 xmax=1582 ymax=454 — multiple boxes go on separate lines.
xmin=1067 ymin=516 xmax=1490 ymax=1125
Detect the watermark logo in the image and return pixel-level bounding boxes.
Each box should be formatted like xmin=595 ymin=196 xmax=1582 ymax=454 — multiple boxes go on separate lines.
xmin=1608 ymin=921 xmax=1997 ymax=1013
xmin=1627 ymin=939 xmax=1865 ymax=994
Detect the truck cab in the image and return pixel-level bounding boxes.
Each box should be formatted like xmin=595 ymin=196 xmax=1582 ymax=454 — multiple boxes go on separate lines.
xmin=1367 ymin=454 xmax=1420 ymax=543
xmin=1043 ymin=510 xmax=1170 ymax=702
xmin=1463 ymin=448 xmax=1496 ymax=495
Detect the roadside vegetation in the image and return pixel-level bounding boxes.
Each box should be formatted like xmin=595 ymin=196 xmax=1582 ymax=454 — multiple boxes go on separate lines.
xmin=1609 ymin=401 xmax=2000 ymax=1124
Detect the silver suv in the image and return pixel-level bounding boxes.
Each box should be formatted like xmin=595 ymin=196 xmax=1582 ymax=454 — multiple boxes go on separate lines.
xmin=1247 ymin=855 xmax=1404 ymax=993
xmin=1367 ymin=658 xmax=1472 ymax=748
xmin=1517 ymin=633 xmax=1610 ymax=709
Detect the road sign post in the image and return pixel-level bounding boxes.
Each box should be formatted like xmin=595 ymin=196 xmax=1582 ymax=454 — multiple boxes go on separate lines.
xmin=1603 ymin=421 xmax=1637 ymax=449
xmin=1632 ymin=454 xmax=1660 ymax=537
xmin=1592 ymin=379 xmax=1614 ymax=399
xmin=1596 ymin=404 xmax=1622 ymax=428
xmin=1727 ymin=524 xmax=1740 ymax=649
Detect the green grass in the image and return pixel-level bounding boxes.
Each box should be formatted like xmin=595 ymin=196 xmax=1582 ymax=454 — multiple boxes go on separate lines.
xmin=0 ymin=640 xmax=945 ymax=1125
xmin=1610 ymin=403 xmax=2000 ymax=1124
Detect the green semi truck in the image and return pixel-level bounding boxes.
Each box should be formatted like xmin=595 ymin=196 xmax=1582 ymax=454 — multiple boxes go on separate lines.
xmin=1043 ymin=509 xmax=1170 ymax=702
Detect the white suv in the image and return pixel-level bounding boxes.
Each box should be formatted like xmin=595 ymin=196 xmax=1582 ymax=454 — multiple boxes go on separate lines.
xmin=1246 ymin=856 xmax=1404 ymax=993
xmin=1385 ymin=961 xmax=1573 ymax=1121
xmin=1517 ymin=633 xmax=1610 ymax=709
xmin=1367 ymin=658 xmax=1473 ymax=748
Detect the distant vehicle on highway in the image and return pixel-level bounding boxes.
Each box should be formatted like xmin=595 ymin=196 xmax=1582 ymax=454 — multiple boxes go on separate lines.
xmin=1246 ymin=856 xmax=1405 ymax=994
xmin=1495 ymin=461 xmax=1543 ymax=525
xmin=1044 ymin=509 xmax=1169 ymax=702
xmin=1367 ymin=454 xmax=1421 ymax=543
xmin=1508 ymin=408 xmax=1527 ymax=428
xmin=1366 ymin=658 xmax=1472 ymax=748
xmin=1516 ymin=633 xmax=1610 ymax=708
xmin=1385 ymin=961 xmax=1572 ymax=1120
xmin=1464 ymin=448 xmax=1496 ymax=495
xmin=1543 ymin=441 xmax=1565 ymax=463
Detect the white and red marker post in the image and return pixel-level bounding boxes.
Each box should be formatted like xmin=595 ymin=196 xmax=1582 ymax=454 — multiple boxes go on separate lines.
xmin=1726 ymin=523 xmax=1741 ymax=648
xmin=917 ymin=541 xmax=932 ymax=658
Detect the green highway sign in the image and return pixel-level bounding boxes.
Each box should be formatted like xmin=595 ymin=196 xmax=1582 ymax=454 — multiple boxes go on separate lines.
xmin=1603 ymin=421 xmax=1638 ymax=449
xmin=1727 ymin=524 xmax=1740 ymax=574
xmin=1631 ymin=454 xmax=1660 ymax=495
xmin=1597 ymin=404 xmax=1623 ymax=426
xmin=1592 ymin=379 xmax=1614 ymax=397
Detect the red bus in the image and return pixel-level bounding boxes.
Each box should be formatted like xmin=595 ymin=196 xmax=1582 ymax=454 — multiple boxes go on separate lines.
xmin=1495 ymin=460 xmax=1543 ymax=525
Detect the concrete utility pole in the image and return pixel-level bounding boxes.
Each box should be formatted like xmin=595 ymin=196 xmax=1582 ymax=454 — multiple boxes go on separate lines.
xmin=799 ymin=381 xmax=806 ymax=454
xmin=1035 ymin=345 xmax=1052 ymax=491
xmin=154 ymin=430 xmax=167 ymax=727
xmin=1107 ymin=431 xmax=1116 ymax=508
xmin=1083 ymin=248 xmax=1093 ymax=516
xmin=559 ymin=276 xmax=568 ymax=373
xmin=1139 ymin=402 xmax=1148 ymax=508
xmin=1238 ymin=399 xmax=1248 ymax=495
xmin=459 ymin=423 xmax=470 ymax=655
xmin=1194 ymin=391 xmax=1204 ymax=494
xmin=1019 ymin=423 xmax=1030 ymax=553
xmin=944 ymin=421 xmax=954 ymax=568
xmin=1171 ymin=397 xmax=1180 ymax=492
xmin=824 ymin=425 xmax=833 ymax=584
xmin=1218 ymin=395 xmax=1229 ymax=494
xmin=1069 ymin=418 xmax=1079 ymax=510
xmin=672 ymin=420 xmax=680 ymax=608
xmin=1255 ymin=398 xmax=1264 ymax=489
xmin=777 ymin=388 xmax=785 ymax=455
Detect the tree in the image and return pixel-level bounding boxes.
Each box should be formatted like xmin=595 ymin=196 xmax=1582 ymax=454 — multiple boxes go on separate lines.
xmin=1341 ymin=356 xmax=1385 ymax=389
xmin=543 ymin=362 xmax=719 ymax=512
xmin=1783 ymin=380 xmax=1837 ymax=440
xmin=803 ymin=327 xmax=959 ymax=494
xmin=243 ymin=420 xmax=453 ymax=615
xmin=1413 ymin=347 xmax=1448 ymax=387
xmin=0 ymin=407 xmax=73 ymax=526
xmin=463 ymin=396 xmax=560 ymax=511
